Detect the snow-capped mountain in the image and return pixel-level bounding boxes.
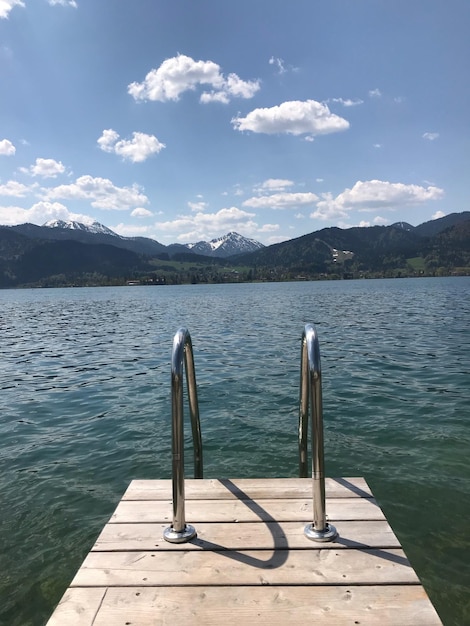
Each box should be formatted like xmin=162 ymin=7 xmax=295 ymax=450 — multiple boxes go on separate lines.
xmin=185 ymin=232 xmax=265 ymax=258
xmin=38 ymin=219 xmax=166 ymax=255
xmin=40 ymin=221 xmax=263 ymax=258
xmin=44 ymin=219 xmax=120 ymax=237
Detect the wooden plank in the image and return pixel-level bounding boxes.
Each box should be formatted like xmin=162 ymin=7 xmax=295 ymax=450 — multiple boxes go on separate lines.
xmin=71 ymin=548 xmax=418 ymax=587
xmin=91 ymin=585 xmax=442 ymax=626
xmin=47 ymin=477 xmax=442 ymax=625
xmin=123 ymin=477 xmax=373 ymax=501
xmin=93 ymin=520 xmax=401 ymax=552
xmin=110 ymin=497 xmax=384 ymax=524
xmin=45 ymin=587 xmax=106 ymax=626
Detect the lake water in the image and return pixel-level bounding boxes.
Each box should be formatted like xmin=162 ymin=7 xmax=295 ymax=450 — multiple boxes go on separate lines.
xmin=1 ymin=277 xmax=469 ymax=625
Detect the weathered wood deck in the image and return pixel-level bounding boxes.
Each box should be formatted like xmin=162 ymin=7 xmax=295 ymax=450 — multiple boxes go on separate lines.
xmin=47 ymin=477 xmax=442 ymax=625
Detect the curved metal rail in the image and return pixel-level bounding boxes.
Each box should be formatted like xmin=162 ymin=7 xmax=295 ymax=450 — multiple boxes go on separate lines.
xmin=164 ymin=328 xmax=203 ymax=544
xmin=299 ymin=324 xmax=337 ymax=542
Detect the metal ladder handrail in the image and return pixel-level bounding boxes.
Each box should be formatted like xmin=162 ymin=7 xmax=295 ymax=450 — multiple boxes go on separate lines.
xmin=299 ymin=324 xmax=337 ymax=542
xmin=164 ymin=324 xmax=336 ymax=544
xmin=164 ymin=327 xmax=203 ymax=543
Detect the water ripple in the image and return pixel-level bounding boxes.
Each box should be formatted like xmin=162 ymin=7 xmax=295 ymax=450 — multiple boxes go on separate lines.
xmin=0 ymin=278 xmax=469 ymax=625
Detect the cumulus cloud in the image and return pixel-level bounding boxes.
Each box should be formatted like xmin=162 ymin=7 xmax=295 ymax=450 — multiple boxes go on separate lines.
xmin=258 ymin=223 xmax=279 ymax=232
xmin=42 ymin=175 xmax=148 ymax=210
xmin=112 ymin=223 xmax=153 ymax=237
xmin=98 ymin=129 xmax=165 ymax=162
xmin=232 ymin=100 xmax=349 ymax=136
xmin=0 ymin=0 xmax=24 ymax=19
xmin=373 ymin=216 xmax=389 ymax=225
xmin=128 ymin=54 xmax=259 ymax=104
xmin=368 ymin=88 xmax=382 ymax=98
xmin=48 ymin=0 xmax=77 ymax=6
xmin=243 ymin=192 xmax=318 ymax=210
xmin=188 ymin=201 xmax=208 ymax=212
xmin=157 ymin=206 xmax=257 ymax=241
xmin=28 ymin=201 xmax=84 ymax=222
xmin=131 ymin=207 xmax=153 ymax=218
xmin=432 ymin=210 xmax=446 ymax=220
xmin=422 ymin=132 xmax=439 ymax=141
xmin=0 ymin=201 xmax=93 ymax=226
xmin=0 ymin=138 xmax=16 ymax=155
xmin=0 ymin=180 xmax=31 ymax=197
xmin=254 ymin=179 xmax=294 ymax=193
xmin=20 ymin=157 xmax=66 ymax=178
xmin=312 ymin=180 xmax=444 ymax=220
xmin=268 ymin=234 xmax=291 ymax=244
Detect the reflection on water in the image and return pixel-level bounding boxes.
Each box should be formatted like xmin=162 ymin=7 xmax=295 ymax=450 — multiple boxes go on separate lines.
xmin=0 ymin=277 xmax=469 ymax=625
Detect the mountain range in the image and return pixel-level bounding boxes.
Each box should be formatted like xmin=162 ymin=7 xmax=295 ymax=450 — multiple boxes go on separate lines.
xmin=0 ymin=211 xmax=469 ymax=287
xmin=8 ymin=220 xmax=263 ymax=259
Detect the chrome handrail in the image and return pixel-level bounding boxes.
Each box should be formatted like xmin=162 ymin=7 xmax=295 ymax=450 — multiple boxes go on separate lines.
xmin=299 ymin=324 xmax=337 ymax=542
xmin=164 ymin=328 xmax=203 ymax=543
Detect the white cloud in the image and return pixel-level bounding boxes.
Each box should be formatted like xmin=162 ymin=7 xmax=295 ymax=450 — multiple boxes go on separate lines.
xmin=255 ymin=178 xmax=294 ymax=193
xmin=0 ymin=180 xmax=31 ymax=197
xmin=28 ymin=201 xmax=83 ymax=223
xmin=312 ymin=180 xmax=444 ymax=220
xmin=368 ymin=88 xmax=382 ymax=98
xmin=268 ymin=56 xmax=298 ymax=74
xmin=232 ymin=100 xmax=349 ymax=136
xmin=0 ymin=201 xmax=93 ymax=226
xmin=0 ymin=0 xmax=24 ymax=19
xmin=432 ymin=210 xmax=446 ymax=220
xmin=43 ymin=175 xmax=148 ymax=210
xmin=131 ymin=207 xmax=153 ymax=218
xmin=373 ymin=216 xmax=389 ymax=225
xmin=0 ymin=204 xmax=29 ymax=224
xmin=157 ymin=206 xmax=257 ymax=241
xmin=329 ymin=97 xmax=363 ymax=107
xmin=422 ymin=132 xmax=439 ymax=141
xmin=267 ymin=234 xmax=290 ymax=244
xmin=269 ymin=56 xmax=286 ymax=74
xmin=199 ymin=90 xmax=231 ymax=104
xmin=243 ymin=192 xmax=318 ymax=210
xmin=48 ymin=0 xmax=77 ymax=6
xmin=0 ymin=138 xmax=16 ymax=155
xmin=373 ymin=143 xmax=382 ymax=149
xmin=98 ymin=129 xmax=165 ymax=162
xmin=312 ymin=193 xmax=348 ymax=220
xmin=258 ymin=223 xmax=279 ymax=232
xmin=112 ymin=223 xmax=153 ymax=237
xmin=188 ymin=201 xmax=208 ymax=212
xmin=128 ymin=54 xmax=259 ymax=104
xmin=21 ymin=157 xmax=66 ymax=178
xmin=316 ymin=178 xmax=324 ymax=183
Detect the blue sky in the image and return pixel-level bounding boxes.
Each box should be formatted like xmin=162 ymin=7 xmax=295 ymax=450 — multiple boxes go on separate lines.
xmin=1 ymin=0 xmax=468 ymax=245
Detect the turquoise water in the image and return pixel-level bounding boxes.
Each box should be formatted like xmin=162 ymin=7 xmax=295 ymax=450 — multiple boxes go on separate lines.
xmin=0 ymin=277 xmax=469 ymax=625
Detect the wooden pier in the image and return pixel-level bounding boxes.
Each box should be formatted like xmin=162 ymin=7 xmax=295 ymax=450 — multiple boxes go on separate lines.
xmin=47 ymin=477 xmax=442 ymax=625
